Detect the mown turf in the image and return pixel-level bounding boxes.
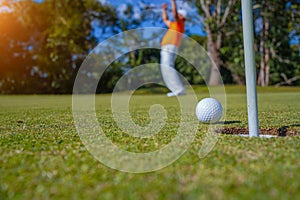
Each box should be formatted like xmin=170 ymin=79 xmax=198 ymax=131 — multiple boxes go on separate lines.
xmin=0 ymin=86 xmax=300 ymax=200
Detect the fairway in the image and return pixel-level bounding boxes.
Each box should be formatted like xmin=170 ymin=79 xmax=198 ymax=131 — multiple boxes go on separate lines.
xmin=1 ymin=86 xmax=300 ymax=199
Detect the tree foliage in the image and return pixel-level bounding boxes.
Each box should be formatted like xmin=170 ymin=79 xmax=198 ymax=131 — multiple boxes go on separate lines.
xmin=0 ymin=0 xmax=299 ymax=94
xmin=253 ymin=1 xmax=300 ymax=86
xmin=0 ymin=0 xmax=117 ymax=93
xmin=194 ymin=0 xmax=240 ymax=86
xmin=193 ymin=0 xmax=300 ymax=86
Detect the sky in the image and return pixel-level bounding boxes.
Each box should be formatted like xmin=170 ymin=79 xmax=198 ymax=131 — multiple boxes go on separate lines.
xmin=5 ymin=0 xmax=297 ymax=44
xmin=0 ymin=0 xmax=206 ymax=46
xmin=103 ymin=0 xmax=206 ymax=36
xmin=104 ymin=0 xmax=169 ymax=7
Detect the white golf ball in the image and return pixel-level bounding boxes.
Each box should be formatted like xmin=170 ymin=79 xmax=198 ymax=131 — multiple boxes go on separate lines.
xmin=196 ymin=98 xmax=223 ymax=123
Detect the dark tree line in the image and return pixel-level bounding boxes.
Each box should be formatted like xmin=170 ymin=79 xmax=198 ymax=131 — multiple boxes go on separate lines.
xmin=0 ymin=0 xmax=299 ymax=94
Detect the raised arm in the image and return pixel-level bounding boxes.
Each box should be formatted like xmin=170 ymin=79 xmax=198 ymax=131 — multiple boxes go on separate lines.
xmin=162 ymin=3 xmax=171 ymax=27
xmin=171 ymin=0 xmax=179 ymax=21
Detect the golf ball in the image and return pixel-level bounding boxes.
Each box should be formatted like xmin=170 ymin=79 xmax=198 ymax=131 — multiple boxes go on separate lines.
xmin=196 ymin=98 xmax=223 ymax=123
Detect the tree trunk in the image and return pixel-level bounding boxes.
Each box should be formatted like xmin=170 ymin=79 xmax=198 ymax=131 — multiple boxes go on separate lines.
xmin=257 ymin=19 xmax=270 ymax=86
xmin=264 ymin=21 xmax=270 ymax=86
xmin=199 ymin=0 xmax=237 ymax=86
xmin=206 ymin=27 xmax=223 ymax=86
xmin=258 ymin=16 xmax=266 ymax=86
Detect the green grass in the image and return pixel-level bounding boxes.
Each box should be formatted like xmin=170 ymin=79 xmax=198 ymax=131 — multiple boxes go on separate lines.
xmin=0 ymin=86 xmax=300 ymax=200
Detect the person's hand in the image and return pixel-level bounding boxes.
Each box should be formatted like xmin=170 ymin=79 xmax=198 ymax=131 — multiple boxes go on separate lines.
xmin=162 ymin=3 xmax=167 ymax=10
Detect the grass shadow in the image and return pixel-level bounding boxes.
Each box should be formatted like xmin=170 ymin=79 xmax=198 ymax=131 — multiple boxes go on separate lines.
xmin=291 ymin=124 xmax=300 ymax=127
xmin=215 ymin=120 xmax=241 ymax=125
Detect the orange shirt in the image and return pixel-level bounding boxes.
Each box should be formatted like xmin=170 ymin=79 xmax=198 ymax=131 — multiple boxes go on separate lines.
xmin=161 ymin=19 xmax=185 ymax=47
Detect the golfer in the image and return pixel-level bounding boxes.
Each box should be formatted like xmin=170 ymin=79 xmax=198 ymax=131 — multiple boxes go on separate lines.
xmin=161 ymin=0 xmax=187 ymax=97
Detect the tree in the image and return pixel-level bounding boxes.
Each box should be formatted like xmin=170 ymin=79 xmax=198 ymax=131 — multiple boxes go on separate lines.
xmin=37 ymin=0 xmax=118 ymax=93
xmin=0 ymin=0 xmax=39 ymax=93
xmin=194 ymin=0 xmax=239 ymax=85
xmin=254 ymin=0 xmax=300 ymax=86
xmin=0 ymin=0 xmax=118 ymax=93
xmin=193 ymin=0 xmax=300 ymax=87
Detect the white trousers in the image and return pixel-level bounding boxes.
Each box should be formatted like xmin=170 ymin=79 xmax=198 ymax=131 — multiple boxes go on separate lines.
xmin=160 ymin=44 xmax=185 ymax=95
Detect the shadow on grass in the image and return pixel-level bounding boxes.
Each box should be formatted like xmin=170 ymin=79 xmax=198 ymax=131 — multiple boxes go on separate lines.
xmin=214 ymin=120 xmax=241 ymax=125
xmin=217 ymin=125 xmax=299 ymax=137
xmin=291 ymin=124 xmax=300 ymax=127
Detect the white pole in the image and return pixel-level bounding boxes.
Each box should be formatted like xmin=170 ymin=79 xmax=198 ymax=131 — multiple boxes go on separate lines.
xmin=241 ymin=0 xmax=259 ymax=137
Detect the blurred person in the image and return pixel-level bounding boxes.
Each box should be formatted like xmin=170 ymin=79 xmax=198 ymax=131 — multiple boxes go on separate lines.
xmin=161 ymin=0 xmax=187 ymax=97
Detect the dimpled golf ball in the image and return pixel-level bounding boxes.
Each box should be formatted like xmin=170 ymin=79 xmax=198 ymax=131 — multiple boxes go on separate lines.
xmin=196 ymin=98 xmax=223 ymax=123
